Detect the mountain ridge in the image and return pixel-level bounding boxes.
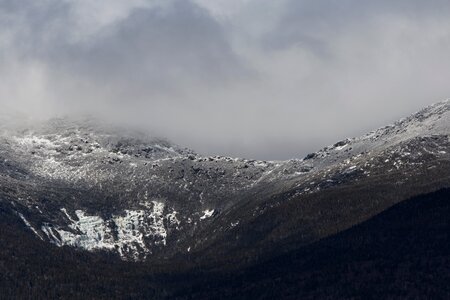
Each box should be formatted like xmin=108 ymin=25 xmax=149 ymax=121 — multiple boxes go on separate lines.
xmin=0 ymin=99 xmax=449 ymax=262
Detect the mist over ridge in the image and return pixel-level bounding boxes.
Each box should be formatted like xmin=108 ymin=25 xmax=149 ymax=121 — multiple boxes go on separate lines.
xmin=2 ymin=0 xmax=450 ymax=159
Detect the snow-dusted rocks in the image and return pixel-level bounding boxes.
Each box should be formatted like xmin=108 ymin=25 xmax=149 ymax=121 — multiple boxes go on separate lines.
xmin=1 ymin=99 xmax=449 ymax=261
xmin=39 ymin=202 xmax=178 ymax=260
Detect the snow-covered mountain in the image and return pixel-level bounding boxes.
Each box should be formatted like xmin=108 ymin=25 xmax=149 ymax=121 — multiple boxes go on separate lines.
xmin=0 ymin=100 xmax=449 ymax=262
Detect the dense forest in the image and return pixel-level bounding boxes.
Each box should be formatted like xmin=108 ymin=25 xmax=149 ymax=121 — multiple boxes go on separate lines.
xmin=1 ymin=188 xmax=449 ymax=299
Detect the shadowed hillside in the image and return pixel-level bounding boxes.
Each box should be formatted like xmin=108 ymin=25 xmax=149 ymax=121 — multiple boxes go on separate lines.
xmin=1 ymin=189 xmax=449 ymax=299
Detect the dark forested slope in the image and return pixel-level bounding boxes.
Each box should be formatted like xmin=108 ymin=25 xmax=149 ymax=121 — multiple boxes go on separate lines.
xmin=1 ymin=189 xmax=449 ymax=299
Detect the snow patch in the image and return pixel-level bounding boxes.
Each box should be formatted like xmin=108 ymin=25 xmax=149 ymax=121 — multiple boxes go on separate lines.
xmin=200 ymin=209 xmax=215 ymax=220
xmin=335 ymin=144 xmax=348 ymax=151
xmin=43 ymin=202 xmax=177 ymax=260
xmin=18 ymin=213 xmax=43 ymax=240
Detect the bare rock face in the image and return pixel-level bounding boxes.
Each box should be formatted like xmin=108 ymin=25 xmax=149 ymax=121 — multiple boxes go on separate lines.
xmin=0 ymin=100 xmax=449 ymax=261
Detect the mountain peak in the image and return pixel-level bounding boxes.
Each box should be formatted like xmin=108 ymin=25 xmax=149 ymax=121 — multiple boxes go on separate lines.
xmin=1 ymin=100 xmax=449 ymax=261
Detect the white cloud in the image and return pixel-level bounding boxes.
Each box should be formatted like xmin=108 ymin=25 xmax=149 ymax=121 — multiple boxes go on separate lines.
xmin=1 ymin=0 xmax=450 ymax=159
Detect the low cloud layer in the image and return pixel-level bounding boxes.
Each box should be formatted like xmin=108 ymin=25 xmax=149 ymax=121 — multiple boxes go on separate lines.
xmin=1 ymin=0 xmax=450 ymax=159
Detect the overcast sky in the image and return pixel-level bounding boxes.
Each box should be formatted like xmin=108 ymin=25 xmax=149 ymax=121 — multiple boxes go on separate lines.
xmin=1 ymin=0 xmax=450 ymax=159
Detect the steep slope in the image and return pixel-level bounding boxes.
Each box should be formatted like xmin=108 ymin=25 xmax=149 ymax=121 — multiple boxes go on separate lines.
xmin=0 ymin=118 xmax=280 ymax=260
xmin=0 ymin=99 xmax=449 ymax=263
xmin=173 ymin=188 xmax=450 ymax=299
xmin=175 ymin=100 xmax=450 ymax=265
xmin=1 ymin=188 xmax=449 ymax=299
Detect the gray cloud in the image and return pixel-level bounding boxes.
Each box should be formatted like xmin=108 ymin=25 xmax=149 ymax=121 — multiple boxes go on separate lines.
xmin=1 ymin=0 xmax=245 ymax=108
xmin=1 ymin=0 xmax=450 ymax=159
xmin=263 ymin=0 xmax=450 ymax=52
xmin=57 ymin=1 xmax=244 ymax=94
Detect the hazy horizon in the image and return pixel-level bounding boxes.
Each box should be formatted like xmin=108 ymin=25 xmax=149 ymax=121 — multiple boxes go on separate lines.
xmin=2 ymin=0 xmax=450 ymax=159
